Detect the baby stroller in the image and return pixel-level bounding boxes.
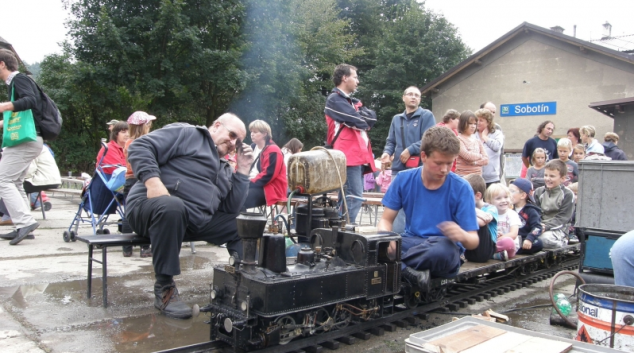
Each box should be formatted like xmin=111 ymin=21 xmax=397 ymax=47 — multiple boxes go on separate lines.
xmin=63 ymin=143 xmax=126 ymax=242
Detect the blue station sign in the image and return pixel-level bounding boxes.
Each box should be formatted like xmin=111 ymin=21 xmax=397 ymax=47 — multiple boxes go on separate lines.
xmin=500 ymin=101 xmax=557 ymax=117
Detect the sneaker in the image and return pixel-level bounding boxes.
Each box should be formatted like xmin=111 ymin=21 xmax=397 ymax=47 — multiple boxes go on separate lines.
xmin=0 ymin=231 xmax=34 ymax=240
xmin=154 ymin=282 xmax=192 ymax=319
xmin=568 ymin=234 xmax=580 ymax=244
xmin=140 ymin=245 xmax=152 ymax=258
xmin=493 ymin=250 xmax=508 ymax=261
xmin=122 ymin=246 xmax=133 ymax=257
xmin=402 ymin=267 xmax=431 ymax=292
xmin=9 ymin=223 xmax=40 ymax=245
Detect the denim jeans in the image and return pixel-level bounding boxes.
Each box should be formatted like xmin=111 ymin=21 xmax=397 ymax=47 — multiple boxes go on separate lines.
xmin=340 ymin=165 xmax=363 ymax=224
xmin=611 ymin=230 xmax=634 ymax=287
xmin=401 ymin=236 xmax=461 ymax=278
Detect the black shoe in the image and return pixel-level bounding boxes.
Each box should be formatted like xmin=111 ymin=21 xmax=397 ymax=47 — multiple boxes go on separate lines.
xmin=122 ymin=246 xmax=133 ymax=257
xmin=9 ymin=223 xmax=40 ymax=245
xmin=154 ymin=282 xmax=192 ymax=319
xmin=0 ymin=231 xmax=34 ymax=240
xmin=140 ymin=245 xmax=152 ymax=258
xmin=402 ymin=267 xmax=431 ymax=292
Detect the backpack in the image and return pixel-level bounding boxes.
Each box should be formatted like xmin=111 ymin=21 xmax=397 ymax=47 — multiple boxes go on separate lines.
xmin=15 ymin=74 xmax=63 ymax=141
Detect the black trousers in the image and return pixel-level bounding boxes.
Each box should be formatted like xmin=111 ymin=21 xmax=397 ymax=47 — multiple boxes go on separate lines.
xmin=121 ymin=178 xmax=136 ymax=234
xmin=127 ymin=196 xmax=242 ymax=276
xmin=464 ymin=225 xmax=496 ymax=263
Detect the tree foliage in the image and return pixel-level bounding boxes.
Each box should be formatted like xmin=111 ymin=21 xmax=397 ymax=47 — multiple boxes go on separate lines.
xmin=22 ymin=0 xmax=469 ymax=172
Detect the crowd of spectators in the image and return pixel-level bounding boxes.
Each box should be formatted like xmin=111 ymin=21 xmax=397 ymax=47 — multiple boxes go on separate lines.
xmin=2 ymin=50 xmax=632 ymax=318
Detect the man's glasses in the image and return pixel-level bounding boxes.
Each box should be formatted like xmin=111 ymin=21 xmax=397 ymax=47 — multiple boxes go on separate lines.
xmin=404 ymin=92 xmax=421 ymax=98
xmin=221 ymin=123 xmax=239 ymax=140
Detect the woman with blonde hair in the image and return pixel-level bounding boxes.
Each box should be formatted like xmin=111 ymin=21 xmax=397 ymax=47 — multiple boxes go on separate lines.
xmin=243 ymin=120 xmax=287 ymax=210
xmin=580 ymin=125 xmax=604 ymax=155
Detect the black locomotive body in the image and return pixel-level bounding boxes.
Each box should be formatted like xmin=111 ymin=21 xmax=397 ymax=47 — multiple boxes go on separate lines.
xmin=207 ymin=214 xmax=401 ymax=351
xmin=199 ymin=208 xmax=581 ymax=352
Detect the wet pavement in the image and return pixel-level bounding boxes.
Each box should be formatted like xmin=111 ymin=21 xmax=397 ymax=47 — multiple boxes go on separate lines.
xmin=0 ymin=195 xmax=581 ymax=353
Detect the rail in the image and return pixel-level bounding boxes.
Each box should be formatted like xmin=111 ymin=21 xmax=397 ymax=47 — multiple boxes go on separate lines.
xmin=156 ymin=247 xmax=581 ymax=353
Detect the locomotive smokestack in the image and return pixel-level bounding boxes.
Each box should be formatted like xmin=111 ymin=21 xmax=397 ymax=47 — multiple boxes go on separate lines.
xmin=236 ymin=212 xmax=267 ymax=272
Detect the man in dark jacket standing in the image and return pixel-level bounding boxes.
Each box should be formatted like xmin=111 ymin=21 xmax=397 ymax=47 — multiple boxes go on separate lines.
xmin=381 ymin=86 xmax=436 ymax=172
xmin=380 ymin=86 xmax=436 ymax=233
xmin=603 ymin=132 xmax=627 ymax=160
xmin=126 ymin=113 xmax=254 ymax=319
xmin=325 ymin=64 xmax=376 ymax=224
xmin=0 ymin=49 xmax=42 ymax=245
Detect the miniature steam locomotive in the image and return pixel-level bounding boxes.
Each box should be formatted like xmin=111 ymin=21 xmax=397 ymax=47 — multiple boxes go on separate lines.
xmin=205 ymin=212 xmax=401 ymax=351
xmin=193 ymin=149 xmax=579 ymax=352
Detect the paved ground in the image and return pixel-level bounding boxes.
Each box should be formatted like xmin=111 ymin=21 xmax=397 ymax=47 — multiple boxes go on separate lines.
xmin=0 ymin=194 xmax=580 ymax=353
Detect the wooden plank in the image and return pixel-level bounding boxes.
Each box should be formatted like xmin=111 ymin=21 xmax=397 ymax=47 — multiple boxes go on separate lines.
xmin=462 ymin=332 xmax=530 ymax=353
xmin=424 ymin=325 xmax=506 ymax=353
xmin=505 ymin=337 xmax=572 ymax=353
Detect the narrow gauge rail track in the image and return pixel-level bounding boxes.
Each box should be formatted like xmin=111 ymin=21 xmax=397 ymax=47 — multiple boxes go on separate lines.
xmin=158 ymin=248 xmax=580 ymax=353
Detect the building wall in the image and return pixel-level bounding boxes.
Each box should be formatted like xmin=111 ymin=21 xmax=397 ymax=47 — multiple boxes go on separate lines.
xmin=613 ymin=105 xmax=634 ymax=159
xmin=430 ymin=35 xmax=634 ymax=151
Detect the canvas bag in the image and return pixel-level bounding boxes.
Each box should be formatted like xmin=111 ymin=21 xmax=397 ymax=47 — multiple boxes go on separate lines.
xmin=2 ymin=86 xmax=38 ymax=148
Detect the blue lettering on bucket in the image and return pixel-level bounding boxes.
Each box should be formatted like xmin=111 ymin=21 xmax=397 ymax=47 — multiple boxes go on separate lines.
xmin=579 ymin=302 xmax=599 ymax=317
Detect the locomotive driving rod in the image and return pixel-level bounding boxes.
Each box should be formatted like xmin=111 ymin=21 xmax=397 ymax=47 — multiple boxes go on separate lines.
xmin=156 ymin=256 xmax=580 ymax=353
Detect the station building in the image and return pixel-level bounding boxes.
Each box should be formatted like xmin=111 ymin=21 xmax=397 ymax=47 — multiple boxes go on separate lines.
xmin=420 ymin=22 xmax=634 ymax=157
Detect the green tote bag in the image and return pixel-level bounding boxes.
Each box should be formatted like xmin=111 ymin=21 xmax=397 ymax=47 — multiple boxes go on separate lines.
xmin=2 ymin=86 xmax=38 ymax=148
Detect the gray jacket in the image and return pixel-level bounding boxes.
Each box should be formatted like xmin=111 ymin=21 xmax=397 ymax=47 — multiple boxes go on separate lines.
xmin=127 ymin=123 xmax=249 ymax=231
xmin=476 ymin=128 xmax=504 ymax=183
xmin=534 ymin=184 xmax=574 ymax=234
xmin=383 ymin=107 xmax=436 ymax=172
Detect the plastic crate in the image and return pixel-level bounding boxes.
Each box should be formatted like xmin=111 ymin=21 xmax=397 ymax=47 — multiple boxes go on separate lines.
xmin=405 ymin=317 xmax=621 ymax=353
xmin=576 ymin=160 xmax=634 ymax=232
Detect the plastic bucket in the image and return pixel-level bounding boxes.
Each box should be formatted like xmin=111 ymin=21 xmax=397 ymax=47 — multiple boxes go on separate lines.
xmin=576 ymin=284 xmax=634 ymax=350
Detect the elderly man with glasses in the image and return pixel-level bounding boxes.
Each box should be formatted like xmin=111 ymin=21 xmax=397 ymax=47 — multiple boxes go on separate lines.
xmin=380 ymin=86 xmax=436 ymax=232
xmin=126 ymin=113 xmax=254 ymax=320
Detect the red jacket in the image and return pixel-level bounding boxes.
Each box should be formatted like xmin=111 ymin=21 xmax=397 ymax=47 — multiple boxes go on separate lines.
xmin=251 ymin=141 xmax=287 ymax=206
xmin=96 ymin=140 xmax=126 ymax=175
xmin=325 ymin=90 xmax=376 ymax=172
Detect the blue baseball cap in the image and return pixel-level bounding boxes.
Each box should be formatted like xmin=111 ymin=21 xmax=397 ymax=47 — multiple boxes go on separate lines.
xmin=511 ymin=178 xmax=535 ymax=203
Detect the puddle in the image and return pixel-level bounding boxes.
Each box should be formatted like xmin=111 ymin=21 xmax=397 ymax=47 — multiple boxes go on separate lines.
xmin=2 ymin=253 xmax=220 ymax=351
xmin=57 ymin=311 xmax=213 ymax=352
xmin=179 ymin=255 xmax=214 ymax=271
xmin=504 ymin=295 xmax=578 ymax=338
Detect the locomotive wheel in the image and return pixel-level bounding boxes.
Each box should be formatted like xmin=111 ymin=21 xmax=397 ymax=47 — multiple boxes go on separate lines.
xmin=333 ymin=308 xmax=351 ymax=330
xmin=315 ymin=308 xmax=333 ymax=332
xmin=275 ymin=315 xmax=296 ymax=345
xmin=63 ymin=231 xmax=71 ymax=243
xmin=70 ymin=231 xmax=77 ymax=242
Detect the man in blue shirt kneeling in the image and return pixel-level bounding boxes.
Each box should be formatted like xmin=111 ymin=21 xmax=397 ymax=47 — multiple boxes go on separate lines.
xmin=378 ymin=126 xmax=480 ymax=291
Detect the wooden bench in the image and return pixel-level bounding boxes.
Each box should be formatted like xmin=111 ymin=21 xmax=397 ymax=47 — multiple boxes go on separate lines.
xmin=51 ymin=178 xmax=84 ymax=198
xmin=76 ymin=233 xmax=151 ymax=307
